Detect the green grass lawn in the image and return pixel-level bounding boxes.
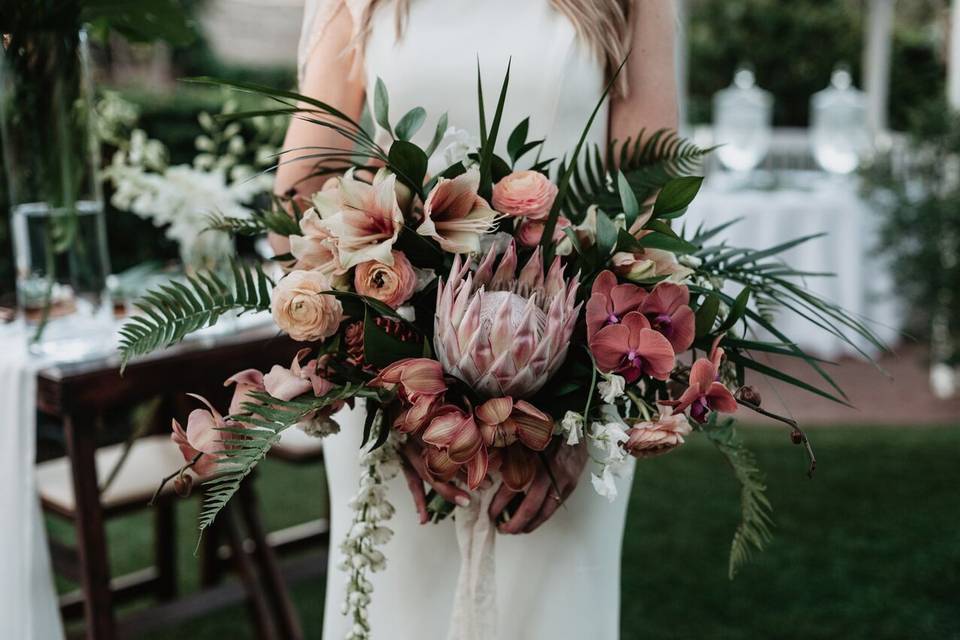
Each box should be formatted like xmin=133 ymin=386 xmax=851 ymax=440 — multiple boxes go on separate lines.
xmin=50 ymin=424 xmax=960 ymax=639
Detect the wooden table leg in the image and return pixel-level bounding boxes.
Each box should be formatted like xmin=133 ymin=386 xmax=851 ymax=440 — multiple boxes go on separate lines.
xmin=155 ymin=497 xmax=177 ymax=600
xmin=63 ymin=415 xmax=116 ymax=640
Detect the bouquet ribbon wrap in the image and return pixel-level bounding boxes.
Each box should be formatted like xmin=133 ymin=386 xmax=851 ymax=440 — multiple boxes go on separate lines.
xmin=447 ymin=484 xmax=499 ymax=640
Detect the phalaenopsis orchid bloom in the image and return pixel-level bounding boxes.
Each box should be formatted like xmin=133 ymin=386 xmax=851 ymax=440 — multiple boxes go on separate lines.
xmin=667 ymin=340 xmax=738 ymax=423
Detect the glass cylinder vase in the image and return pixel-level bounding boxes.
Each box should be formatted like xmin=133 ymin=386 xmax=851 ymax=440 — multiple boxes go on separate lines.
xmin=1 ymin=29 xmax=113 ymax=360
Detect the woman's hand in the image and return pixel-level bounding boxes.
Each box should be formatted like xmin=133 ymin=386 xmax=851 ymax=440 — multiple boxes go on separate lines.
xmin=397 ymin=439 xmax=471 ymax=524
xmin=489 ymin=440 xmax=589 ymax=534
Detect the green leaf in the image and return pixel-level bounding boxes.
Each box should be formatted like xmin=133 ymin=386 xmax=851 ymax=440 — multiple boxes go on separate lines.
xmin=695 ymin=293 xmax=720 ymax=337
xmin=374 ymin=77 xmax=393 ymax=138
xmin=618 ymin=171 xmax=642 ymax=227
xmin=363 ymin=309 xmax=422 ymax=368
xmin=424 ymin=112 xmax=449 ymax=157
xmin=595 ymin=211 xmax=619 ymax=259
xmin=654 ymin=176 xmax=703 ymax=216
xmin=395 ymin=107 xmax=427 ymax=141
xmin=477 ymin=60 xmax=511 ymax=201
xmin=388 ymin=140 xmax=428 ymax=196
xmin=616 ymin=228 xmax=697 ymax=255
xmin=717 ymin=287 xmax=751 ymax=333
xmin=541 ymin=55 xmax=629 ymax=263
xmin=507 ymin=117 xmax=529 ymax=164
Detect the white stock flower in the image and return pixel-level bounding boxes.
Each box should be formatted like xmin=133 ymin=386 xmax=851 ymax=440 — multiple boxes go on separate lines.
xmin=598 ymin=373 xmax=626 ymax=404
xmin=559 ymin=411 xmax=585 ymax=446
xmin=591 ymin=466 xmax=619 ymax=502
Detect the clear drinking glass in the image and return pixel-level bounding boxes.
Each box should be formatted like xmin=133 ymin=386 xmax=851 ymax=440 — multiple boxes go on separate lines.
xmin=1 ymin=29 xmax=113 ymax=359
xmin=713 ymin=67 xmax=774 ymax=173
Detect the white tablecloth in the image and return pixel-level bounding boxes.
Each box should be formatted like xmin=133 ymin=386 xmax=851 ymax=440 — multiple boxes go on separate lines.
xmin=0 ymin=325 xmax=65 ymax=640
xmin=684 ymin=172 xmax=902 ymax=358
xmin=0 ymin=310 xmax=274 ymax=639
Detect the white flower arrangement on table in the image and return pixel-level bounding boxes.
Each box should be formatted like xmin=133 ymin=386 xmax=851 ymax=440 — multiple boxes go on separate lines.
xmin=116 ymin=66 xmax=886 ymax=639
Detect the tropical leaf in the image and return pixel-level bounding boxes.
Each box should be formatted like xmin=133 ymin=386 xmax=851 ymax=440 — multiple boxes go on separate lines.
xmin=701 ymin=417 xmax=774 ymax=580
xmin=562 ymin=129 xmax=712 ymax=220
xmin=197 ymin=384 xmax=365 ymax=536
xmin=205 ymin=205 xmax=301 ymax=237
xmin=118 ymin=262 xmax=273 ymax=370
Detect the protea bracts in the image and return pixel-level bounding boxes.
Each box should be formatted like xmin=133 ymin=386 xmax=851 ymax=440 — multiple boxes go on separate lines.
xmin=434 ymin=241 xmax=581 ymax=399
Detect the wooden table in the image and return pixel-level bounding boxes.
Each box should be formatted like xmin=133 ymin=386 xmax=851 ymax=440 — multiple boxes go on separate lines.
xmin=36 ymin=323 xmax=304 ymax=639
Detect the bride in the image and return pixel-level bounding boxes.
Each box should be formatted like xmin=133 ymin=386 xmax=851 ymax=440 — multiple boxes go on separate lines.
xmin=276 ymin=1 xmax=678 ymax=637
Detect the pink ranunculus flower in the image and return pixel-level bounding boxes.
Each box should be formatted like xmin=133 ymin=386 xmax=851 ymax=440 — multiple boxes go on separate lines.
xmin=585 ymin=270 xmax=648 ymax=340
xmin=515 ymin=216 xmax=572 ymax=248
xmin=667 ymin=341 xmax=737 ymax=423
xmin=271 ymin=270 xmax=344 ymax=342
xmin=263 ymin=348 xmax=335 ymax=401
xmin=353 ymin=250 xmax=417 ymax=308
xmin=492 ymin=170 xmax=558 ymax=220
xmin=170 ymin=394 xmax=244 ymax=477
xmin=314 ymin=169 xmax=404 ymax=268
xmin=639 ymin=282 xmax=696 ymax=353
xmin=475 ymin=397 xmax=554 ymax=450
xmin=417 ymin=168 xmax=499 ymax=254
xmin=371 ymin=357 xmax=447 ymax=402
xmin=589 ymin=311 xmax=676 ymax=382
xmin=623 ymin=405 xmax=692 ymax=459
xmin=224 ymin=369 xmax=265 ymax=415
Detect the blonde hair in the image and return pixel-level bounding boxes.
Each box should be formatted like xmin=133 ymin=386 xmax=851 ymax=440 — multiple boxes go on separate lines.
xmin=353 ymin=0 xmax=631 ymax=91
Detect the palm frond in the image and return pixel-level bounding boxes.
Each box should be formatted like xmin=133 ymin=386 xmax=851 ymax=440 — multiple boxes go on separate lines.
xmin=562 ymin=129 xmax=712 ymax=219
xmin=117 ymin=262 xmax=273 ymax=370
xmin=702 ymin=417 xmax=774 ymax=579
xmin=197 ymin=385 xmax=364 ymax=535
xmin=205 ymin=206 xmax=301 ymax=237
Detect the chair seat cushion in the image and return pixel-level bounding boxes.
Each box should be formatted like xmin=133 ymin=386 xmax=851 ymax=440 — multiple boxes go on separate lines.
xmin=270 ymin=427 xmax=324 ymax=462
xmin=37 ymin=435 xmax=187 ymax=514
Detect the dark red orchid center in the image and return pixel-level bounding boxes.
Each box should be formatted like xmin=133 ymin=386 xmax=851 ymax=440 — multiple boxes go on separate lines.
xmin=650 ymin=312 xmax=673 ymax=337
xmin=690 ymin=397 xmax=710 ymax=423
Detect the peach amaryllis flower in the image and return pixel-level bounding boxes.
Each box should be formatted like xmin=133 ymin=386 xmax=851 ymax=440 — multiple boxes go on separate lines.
xmin=639 ymin=282 xmax=696 ymax=353
xmin=475 ymin=397 xmax=554 ymax=450
xmin=589 ymin=312 xmax=676 ymax=382
xmin=416 ymin=168 xmax=499 ymax=254
xmin=585 ymin=270 xmax=648 ymax=339
xmin=314 ymin=169 xmax=404 ymax=268
xmin=434 ymin=241 xmax=580 ymax=398
xmin=623 ymin=405 xmax=692 ymax=459
xmin=170 ymin=394 xmax=244 ymax=477
xmin=667 ymin=341 xmax=737 ymax=423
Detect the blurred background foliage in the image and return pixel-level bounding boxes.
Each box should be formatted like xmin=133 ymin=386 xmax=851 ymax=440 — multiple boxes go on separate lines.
xmin=0 ymin=0 xmax=952 ymax=298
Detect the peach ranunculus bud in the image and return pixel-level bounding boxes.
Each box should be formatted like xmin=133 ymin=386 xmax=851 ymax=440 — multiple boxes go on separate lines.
xmin=353 ymin=250 xmax=417 ymax=308
xmin=271 ymin=270 xmax=344 ymax=342
xmin=491 ymin=170 xmax=558 ymax=220
xmin=515 ymin=215 xmax=572 ymax=248
xmin=623 ymin=406 xmax=692 ymax=459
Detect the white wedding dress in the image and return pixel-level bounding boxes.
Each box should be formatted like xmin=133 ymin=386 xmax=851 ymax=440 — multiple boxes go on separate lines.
xmin=299 ymin=2 xmax=636 ymax=638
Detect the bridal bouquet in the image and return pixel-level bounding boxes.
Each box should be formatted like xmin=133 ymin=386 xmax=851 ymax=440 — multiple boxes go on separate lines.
xmin=119 ymin=65 xmax=882 ymax=639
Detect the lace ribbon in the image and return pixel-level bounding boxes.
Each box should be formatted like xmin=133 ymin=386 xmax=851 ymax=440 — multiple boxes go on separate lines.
xmin=446 ymin=485 xmax=498 ymax=640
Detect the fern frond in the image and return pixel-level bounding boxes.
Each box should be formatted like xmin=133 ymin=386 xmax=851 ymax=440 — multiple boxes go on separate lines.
xmin=563 ymin=129 xmax=711 ymax=219
xmin=196 ymin=384 xmax=364 ymax=536
xmin=702 ymin=418 xmax=774 ymax=579
xmin=205 ymin=204 xmax=302 ymax=237
xmin=117 ymin=262 xmax=273 ymax=370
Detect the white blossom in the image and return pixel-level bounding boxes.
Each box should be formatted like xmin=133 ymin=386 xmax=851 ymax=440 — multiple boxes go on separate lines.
xmin=559 ymin=411 xmax=585 ymax=445
xmin=591 ymin=466 xmax=619 ymax=502
xmin=597 ymin=373 xmax=626 ymax=404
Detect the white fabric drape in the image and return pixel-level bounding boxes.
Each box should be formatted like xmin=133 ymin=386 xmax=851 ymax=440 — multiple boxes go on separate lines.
xmin=0 ymin=326 xmax=65 ymax=640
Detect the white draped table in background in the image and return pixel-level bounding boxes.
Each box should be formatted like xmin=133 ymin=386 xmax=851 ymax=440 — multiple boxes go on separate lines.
xmin=0 ymin=312 xmax=273 ymax=640
xmin=683 ymin=171 xmax=902 ymax=358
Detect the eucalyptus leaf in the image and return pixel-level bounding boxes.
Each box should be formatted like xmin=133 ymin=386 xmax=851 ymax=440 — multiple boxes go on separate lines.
xmin=374 ymin=77 xmax=393 ymax=138
xmin=395 ymin=107 xmax=427 ymax=141
xmin=425 ymin=112 xmax=449 ymax=157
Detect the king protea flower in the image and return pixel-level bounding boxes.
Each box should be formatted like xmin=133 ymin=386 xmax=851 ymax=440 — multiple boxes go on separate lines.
xmin=434 ymin=240 xmax=580 ymax=398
